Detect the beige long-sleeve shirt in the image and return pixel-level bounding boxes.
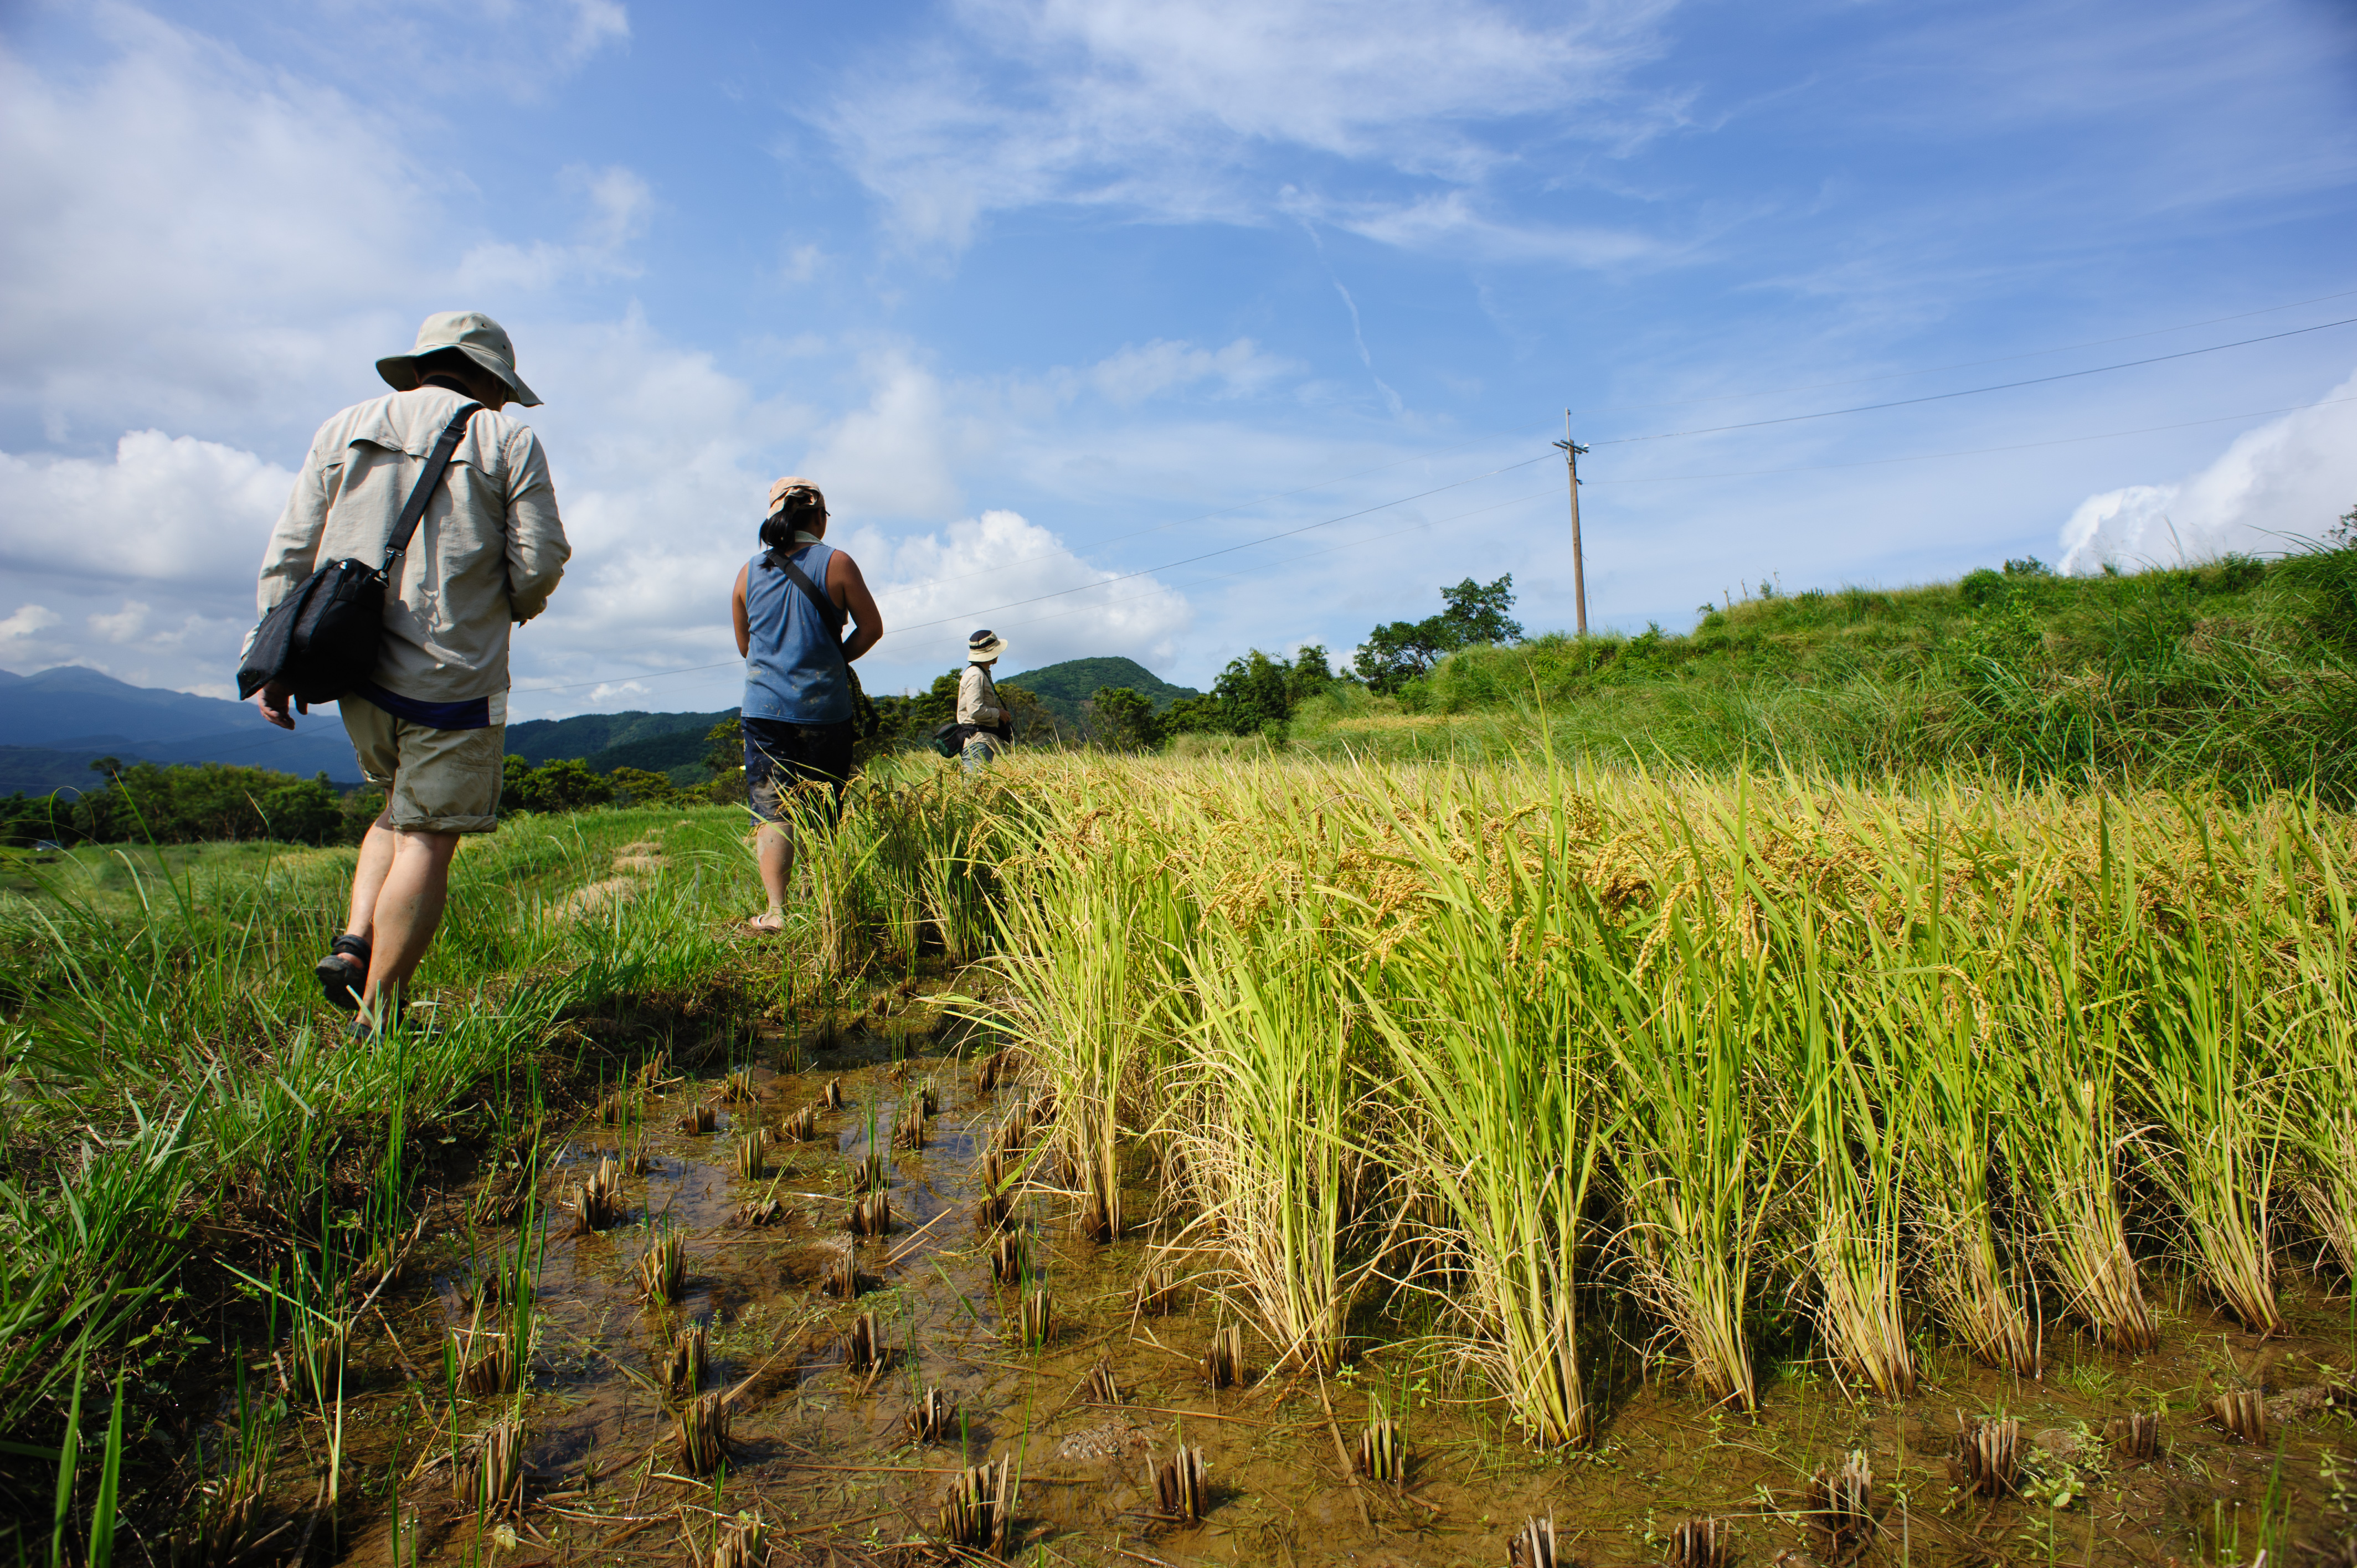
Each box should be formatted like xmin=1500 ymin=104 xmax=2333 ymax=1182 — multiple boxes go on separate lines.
xmin=958 ymin=663 xmax=1003 ymax=726
xmin=249 ymin=385 xmax=569 ymax=702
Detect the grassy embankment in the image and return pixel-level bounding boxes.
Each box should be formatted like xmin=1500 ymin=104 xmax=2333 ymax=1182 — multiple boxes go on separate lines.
xmin=1278 ymin=549 xmax=2357 ymax=801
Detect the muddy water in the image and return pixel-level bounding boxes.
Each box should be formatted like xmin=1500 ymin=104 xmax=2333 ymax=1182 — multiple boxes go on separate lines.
xmin=281 ymin=989 xmax=2351 ymax=1567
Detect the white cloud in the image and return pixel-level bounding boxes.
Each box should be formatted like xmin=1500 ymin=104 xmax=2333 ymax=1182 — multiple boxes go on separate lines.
xmin=457 ymin=164 xmax=655 ymax=293
xmin=2057 ymin=373 xmax=2357 ymax=572
xmin=0 ymin=8 xmax=434 ymax=450
xmin=798 ymin=352 xmax=966 ymax=520
xmin=820 ymin=0 xmax=1681 ymax=248
xmin=89 ymin=600 xmax=151 ymax=642
xmin=0 ymin=431 xmax=296 ymax=595
xmin=1079 ymin=338 xmax=1294 ymax=406
xmin=862 ymin=508 xmax=1192 ymax=680
xmin=1 ymin=605 xmax=62 ymax=642
xmin=288 ymin=0 xmax=629 ymax=100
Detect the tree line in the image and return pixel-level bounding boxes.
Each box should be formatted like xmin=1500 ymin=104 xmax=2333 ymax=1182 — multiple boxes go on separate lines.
xmin=1 ymin=575 xmax=1526 ymax=848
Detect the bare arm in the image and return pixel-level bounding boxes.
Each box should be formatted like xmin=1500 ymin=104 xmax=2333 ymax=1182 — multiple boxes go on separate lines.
xmin=732 ymin=563 xmax=751 ymax=658
xmin=828 ymin=549 xmax=884 ymax=662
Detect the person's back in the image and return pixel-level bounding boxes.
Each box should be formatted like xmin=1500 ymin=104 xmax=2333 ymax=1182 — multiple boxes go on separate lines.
xmin=262 ymin=383 xmax=567 ymax=720
xmin=730 ymin=477 xmax=883 ymax=931
xmin=248 ymin=311 xmax=568 ymax=1029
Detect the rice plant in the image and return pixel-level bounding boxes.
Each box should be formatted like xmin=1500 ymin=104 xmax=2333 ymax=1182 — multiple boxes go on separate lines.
xmin=659 ymin=1321 xmax=707 ymax=1399
xmin=1862 ymin=926 xmax=2038 ymax=1375
xmin=1602 ymin=910 xmax=1777 ymax=1412
xmin=1364 ymin=777 xmax=1606 ymax=1443
xmin=675 ymin=1390 xmax=730 ymax=1474
xmin=637 ymin=1227 xmax=686 ymax=1304
xmin=938 ymin=1456 xmax=1013 ymax=1554
xmin=2129 ymin=919 xmax=2286 ymax=1334
xmin=977 ymin=792 xmax=1187 ymax=1245
xmin=1167 ymin=913 xmax=1360 ymax=1374
xmin=1784 ymin=921 xmax=1914 ymax=1398
xmin=1995 ymin=922 xmax=2158 ymax=1350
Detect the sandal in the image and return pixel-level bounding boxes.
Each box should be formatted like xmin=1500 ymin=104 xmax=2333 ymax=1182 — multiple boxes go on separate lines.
xmin=315 ymin=934 xmax=369 ymax=1013
xmin=746 ymin=911 xmax=785 ymax=934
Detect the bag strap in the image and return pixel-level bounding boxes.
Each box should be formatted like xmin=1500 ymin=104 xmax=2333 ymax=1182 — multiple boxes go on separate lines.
xmin=380 ymin=403 xmax=483 ymax=574
xmin=763 ymin=544 xmax=849 ymax=664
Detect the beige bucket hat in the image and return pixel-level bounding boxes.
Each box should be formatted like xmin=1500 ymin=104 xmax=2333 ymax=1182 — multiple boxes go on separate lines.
xmin=377 ymin=311 xmax=542 ymax=406
xmin=967 ymin=628 xmax=1007 ymax=663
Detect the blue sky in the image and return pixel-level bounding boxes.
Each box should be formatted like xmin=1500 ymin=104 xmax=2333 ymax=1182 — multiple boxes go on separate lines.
xmin=2 ymin=0 xmax=2353 ymax=719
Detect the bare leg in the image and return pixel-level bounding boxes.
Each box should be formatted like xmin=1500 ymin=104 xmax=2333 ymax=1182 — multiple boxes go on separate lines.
xmin=753 ymin=821 xmax=795 ymax=930
xmin=361 ymin=828 xmax=461 ymax=1005
xmin=344 ymin=810 xmax=399 ymax=940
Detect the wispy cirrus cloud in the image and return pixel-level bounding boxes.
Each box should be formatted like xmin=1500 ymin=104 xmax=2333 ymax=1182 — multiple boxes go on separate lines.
xmin=817 ymin=0 xmax=1687 ymax=250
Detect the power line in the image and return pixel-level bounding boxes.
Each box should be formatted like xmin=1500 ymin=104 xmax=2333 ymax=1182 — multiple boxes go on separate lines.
xmin=872 ymin=452 xmax=1557 ymax=640
xmin=857 ymin=424 xmax=1558 ymax=600
xmin=1580 ymin=396 xmax=2357 ymax=486
xmin=1591 ymin=316 xmax=2357 ymax=446
xmin=507 ymin=451 xmax=1560 ymax=693
xmin=1565 ymin=284 xmax=2357 ymax=416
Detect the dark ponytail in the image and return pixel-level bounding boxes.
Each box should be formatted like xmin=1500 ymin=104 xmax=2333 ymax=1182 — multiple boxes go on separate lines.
xmin=761 ymin=487 xmax=825 ymax=550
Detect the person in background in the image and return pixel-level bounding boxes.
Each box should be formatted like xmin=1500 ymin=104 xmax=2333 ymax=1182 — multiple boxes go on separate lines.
xmin=250 ymin=311 xmax=569 ymax=1031
xmin=958 ymin=629 xmax=1011 ymax=773
xmin=732 ymin=477 xmax=883 ymax=932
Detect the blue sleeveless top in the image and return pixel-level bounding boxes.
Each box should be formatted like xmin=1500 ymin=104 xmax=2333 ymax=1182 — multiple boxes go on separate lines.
xmin=742 ymin=542 xmax=855 ymax=724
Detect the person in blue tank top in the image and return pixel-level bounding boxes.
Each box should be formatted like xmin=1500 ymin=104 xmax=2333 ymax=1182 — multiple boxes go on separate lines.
xmin=730 ymin=476 xmax=883 ymax=932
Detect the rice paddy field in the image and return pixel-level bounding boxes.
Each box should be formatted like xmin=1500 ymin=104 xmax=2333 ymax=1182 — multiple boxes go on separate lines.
xmin=4 ymin=751 xmax=2355 ymax=1566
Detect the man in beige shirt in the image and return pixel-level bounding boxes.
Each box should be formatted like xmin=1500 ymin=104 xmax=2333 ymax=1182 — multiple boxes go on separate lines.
xmin=248 ymin=311 xmax=570 ymax=1028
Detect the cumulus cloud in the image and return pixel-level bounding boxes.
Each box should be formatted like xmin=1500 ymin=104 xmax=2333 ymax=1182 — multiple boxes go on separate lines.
xmin=457 ymin=164 xmax=656 ymax=293
xmin=820 ymin=0 xmax=1681 ymax=248
xmin=860 ymin=507 xmax=1192 ymax=678
xmin=0 ymin=9 xmax=442 ymax=450
xmin=2057 ymin=373 xmax=2357 ymax=572
xmin=0 ymin=431 xmax=296 ymax=596
xmin=1 ymin=605 xmax=62 ymax=642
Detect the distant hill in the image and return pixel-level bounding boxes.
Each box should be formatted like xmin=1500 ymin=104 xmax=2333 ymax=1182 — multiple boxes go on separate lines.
xmin=505 ymin=708 xmax=733 ymax=766
xmin=0 ymin=666 xmax=363 ymax=782
xmin=0 ymin=668 xmax=743 ymax=791
xmin=997 ymin=657 xmax=1199 ymax=729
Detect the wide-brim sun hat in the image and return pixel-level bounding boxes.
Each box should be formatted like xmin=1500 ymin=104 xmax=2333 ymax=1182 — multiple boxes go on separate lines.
xmin=377 ymin=311 xmax=542 ymax=407
xmin=968 ymin=628 xmax=1007 ymax=663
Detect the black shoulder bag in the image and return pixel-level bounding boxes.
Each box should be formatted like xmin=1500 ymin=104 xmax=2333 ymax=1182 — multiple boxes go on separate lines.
xmin=761 ymin=543 xmax=878 ymax=741
xmin=236 ymin=402 xmax=481 ymax=704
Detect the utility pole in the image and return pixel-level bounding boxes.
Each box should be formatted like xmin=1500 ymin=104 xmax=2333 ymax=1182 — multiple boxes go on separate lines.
xmin=1554 ymin=411 xmax=1590 ymax=638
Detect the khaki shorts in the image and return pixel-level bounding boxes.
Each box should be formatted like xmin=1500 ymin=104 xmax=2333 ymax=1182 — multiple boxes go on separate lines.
xmin=340 ymin=695 xmax=504 ymax=834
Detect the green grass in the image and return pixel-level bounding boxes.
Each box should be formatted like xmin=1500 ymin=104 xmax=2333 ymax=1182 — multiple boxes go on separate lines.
xmin=1284 ymin=549 xmax=2357 ymax=802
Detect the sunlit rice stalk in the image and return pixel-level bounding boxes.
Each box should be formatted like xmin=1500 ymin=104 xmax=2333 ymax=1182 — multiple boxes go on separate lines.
xmin=1168 ymin=916 xmax=1359 ymax=1373
xmin=975 ymin=790 xmax=1185 ymax=1244
xmin=1857 ymin=883 xmax=2039 ymax=1375
xmin=1994 ymin=919 xmax=2157 ymax=1350
xmin=2128 ymin=916 xmax=2284 ymax=1334
xmin=2274 ymin=811 xmax=2357 ymax=1282
xmin=1362 ymin=767 xmax=1605 ymax=1445
xmin=1783 ymin=919 xmax=1915 ymax=1398
xmin=1602 ymin=908 xmax=1776 ymax=1413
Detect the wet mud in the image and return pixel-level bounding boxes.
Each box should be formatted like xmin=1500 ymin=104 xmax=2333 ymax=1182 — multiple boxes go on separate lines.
xmin=219 ymin=980 xmax=2356 ymax=1566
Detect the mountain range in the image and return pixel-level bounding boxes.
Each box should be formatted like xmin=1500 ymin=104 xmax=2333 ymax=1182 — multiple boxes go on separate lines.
xmin=0 ymin=656 xmax=1200 ymax=794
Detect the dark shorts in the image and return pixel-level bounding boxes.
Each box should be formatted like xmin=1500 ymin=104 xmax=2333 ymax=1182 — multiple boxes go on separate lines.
xmin=744 ymin=716 xmax=854 ymax=824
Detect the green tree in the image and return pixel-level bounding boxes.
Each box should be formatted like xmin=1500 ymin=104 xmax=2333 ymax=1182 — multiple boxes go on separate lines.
xmin=607 ymin=766 xmax=679 ymax=806
xmin=1087 ymin=687 xmax=1162 ymax=750
xmin=1353 ymin=574 xmax=1521 ymax=693
xmin=513 ymin=759 xmax=615 ymax=813
xmin=701 ymin=716 xmax=744 ymax=778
